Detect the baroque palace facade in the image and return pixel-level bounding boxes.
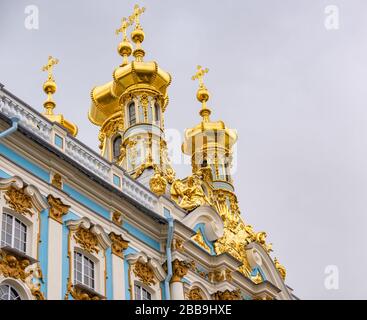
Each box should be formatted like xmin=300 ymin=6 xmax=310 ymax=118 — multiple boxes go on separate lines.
xmin=0 ymin=5 xmax=296 ymax=300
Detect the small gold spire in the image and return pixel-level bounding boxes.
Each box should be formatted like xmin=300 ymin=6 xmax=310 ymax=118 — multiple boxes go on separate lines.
xmin=41 ymin=56 xmax=78 ymax=137
xmin=129 ymin=4 xmax=146 ymax=62
xmin=116 ymin=17 xmax=134 ymax=66
xmin=42 ymin=56 xmax=59 ymax=115
xmin=192 ymin=65 xmax=211 ymax=122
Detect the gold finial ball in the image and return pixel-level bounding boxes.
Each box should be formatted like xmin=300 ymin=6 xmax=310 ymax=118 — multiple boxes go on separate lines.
xmin=196 ymin=87 xmax=210 ymax=103
xmin=43 ymin=79 xmax=57 ymax=94
xmin=131 ymin=28 xmax=145 ymax=44
xmin=118 ymin=40 xmax=133 ymax=57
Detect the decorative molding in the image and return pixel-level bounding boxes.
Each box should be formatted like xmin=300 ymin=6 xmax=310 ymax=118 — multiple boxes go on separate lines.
xmin=4 ymin=186 xmax=33 ymax=216
xmin=112 ymin=210 xmax=123 ymax=226
xmin=133 ymin=261 xmax=156 ymax=286
xmin=47 ymin=194 xmax=70 ymax=223
xmin=109 ymin=232 xmax=129 ymax=258
xmin=171 ymin=259 xmax=190 ymax=283
xmin=186 ymin=287 xmax=204 ymax=300
xmin=51 ymin=173 xmax=62 ymax=189
xmin=0 ymin=251 xmax=32 ymax=282
xmin=212 ymin=289 xmax=241 ymax=300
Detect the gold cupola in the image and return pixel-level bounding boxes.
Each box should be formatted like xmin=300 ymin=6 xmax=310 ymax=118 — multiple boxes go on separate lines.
xmin=182 ymin=66 xmax=237 ymax=191
xmin=42 ymin=56 xmax=78 ymax=137
xmin=88 ymin=4 xmax=175 ymax=192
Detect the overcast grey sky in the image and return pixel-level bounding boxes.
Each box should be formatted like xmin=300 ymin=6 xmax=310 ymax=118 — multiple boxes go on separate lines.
xmin=1 ymin=0 xmax=367 ymax=299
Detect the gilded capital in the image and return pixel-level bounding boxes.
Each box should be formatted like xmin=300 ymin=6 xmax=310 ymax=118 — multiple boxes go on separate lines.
xmin=47 ymin=194 xmax=70 ymax=223
xmin=213 ymin=289 xmax=241 ymax=301
xmin=109 ymin=232 xmax=129 ymax=258
xmin=171 ymin=259 xmax=190 ymax=283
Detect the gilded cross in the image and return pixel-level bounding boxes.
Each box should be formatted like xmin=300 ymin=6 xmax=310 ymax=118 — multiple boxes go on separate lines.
xmin=191 ymin=65 xmax=209 ymax=88
xmin=129 ymin=4 xmax=146 ymax=29
xmin=116 ymin=17 xmax=133 ymax=41
xmin=42 ymin=56 xmax=59 ymax=80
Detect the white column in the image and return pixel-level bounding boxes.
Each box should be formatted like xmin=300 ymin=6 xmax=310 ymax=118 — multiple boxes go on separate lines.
xmin=112 ymin=254 xmax=125 ymax=300
xmin=47 ymin=218 xmax=63 ymax=300
xmin=170 ymin=281 xmax=185 ymax=300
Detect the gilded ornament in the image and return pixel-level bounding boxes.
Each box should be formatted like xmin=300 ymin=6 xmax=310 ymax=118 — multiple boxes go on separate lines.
xmin=213 ymin=289 xmax=241 ymax=301
xmin=133 ymin=261 xmax=155 ymax=286
xmin=187 ymin=288 xmax=203 ymax=300
xmin=112 ymin=211 xmax=123 ymax=226
xmin=109 ymin=232 xmax=129 ymax=258
xmin=31 ymin=285 xmax=45 ymax=300
xmin=51 ymin=173 xmax=62 ymax=189
xmin=172 ymin=238 xmax=184 ymax=252
xmin=0 ymin=251 xmax=32 ymax=281
xmin=73 ymin=227 xmax=99 ymax=254
xmin=170 ymin=175 xmax=210 ymax=212
xmin=192 ymin=230 xmax=211 ymax=254
xmin=274 ymin=257 xmax=286 ymax=280
xmin=4 ymin=186 xmax=33 ymax=216
xmin=47 ymin=194 xmax=70 ymax=223
xmin=69 ymin=285 xmax=101 ymax=300
xmin=149 ymin=171 xmax=167 ymax=196
xmin=171 ymin=259 xmax=190 ymax=283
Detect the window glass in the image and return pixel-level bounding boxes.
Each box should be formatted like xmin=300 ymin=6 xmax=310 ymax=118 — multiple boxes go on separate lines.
xmin=1 ymin=213 xmax=27 ymax=253
xmin=74 ymin=251 xmax=95 ymax=289
xmin=0 ymin=285 xmax=21 ymax=300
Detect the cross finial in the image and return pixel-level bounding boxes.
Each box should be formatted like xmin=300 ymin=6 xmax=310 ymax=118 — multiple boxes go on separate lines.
xmin=116 ymin=17 xmax=133 ymax=41
xmin=130 ymin=4 xmax=146 ymax=29
xmin=191 ymin=65 xmax=209 ymax=88
xmin=42 ymin=56 xmax=59 ymax=81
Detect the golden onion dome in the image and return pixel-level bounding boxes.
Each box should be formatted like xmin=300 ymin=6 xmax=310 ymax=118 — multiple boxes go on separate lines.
xmin=89 ymin=60 xmax=171 ymax=126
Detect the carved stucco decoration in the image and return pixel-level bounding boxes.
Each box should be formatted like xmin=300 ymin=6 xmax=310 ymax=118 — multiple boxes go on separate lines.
xmin=213 ymin=289 xmax=242 ymax=301
xmin=112 ymin=211 xmax=123 ymax=226
xmin=187 ymin=287 xmax=204 ymax=300
xmin=274 ymin=257 xmax=286 ymax=280
xmin=51 ymin=173 xmax=62 ymax=189
xmin=170 ymin=174 xmax=210 ymax=212
xmin=4 ymin=186 xmax=33 ymax=216
xmin=208 ymin=269 xmax=232 ymax=283
xmin=47 ymin=194 xmax=70 ymax=223
xmin=67 ymin=217 xmax=112 ymax=255
xmin=109 ymin=232 xmax=129 ymax=258
xmin=192 ymin=230 xmax=211 ymax=254
xmin=67 ymin=283 xmax=101 ymax=300
xmin=149 ymin=170 xmax=167 ymax=196
xmin=0 ymin=251 xmax=32 ymax=282
xmin=133 ymin=261 xmax=156 ymax=286
xmin=171 ymin=259 xmax=190 ymax=283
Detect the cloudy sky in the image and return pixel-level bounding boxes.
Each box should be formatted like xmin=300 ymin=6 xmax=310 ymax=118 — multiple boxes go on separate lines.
xmin=1 ymin=0 xmax=367 ymax=299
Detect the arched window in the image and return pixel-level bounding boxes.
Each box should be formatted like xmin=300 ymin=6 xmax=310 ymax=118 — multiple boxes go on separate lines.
xmin=154 ymin=103 xmax=160 ymax=124
xmin=128 ymin=102 xmax=136 ymax=126
xmin=112 ymin=135 xmax=122 ymax=159
xmin=1 ymin=212 xmax=27 ymax=253
xmin=134 ymin=283 xmax=151 ymax=300
xmin=0 ymin=285 xmax=21 ymax=300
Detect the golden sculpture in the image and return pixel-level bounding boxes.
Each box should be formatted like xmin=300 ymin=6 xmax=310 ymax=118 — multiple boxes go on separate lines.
xmin=172 ymin=238 xmax=184 ymax=252
xmin=171 ymin=175 xmax=210 ymax=211
xmin=116 ymin=16 xmax=133 ymax=66
xmin=208 ymin=269 xmax=232 ymax=283
xmin=68 ymin=283 xmax=101 ymax=300
xmin=112 ymin=210 xmax=123 ymax=226
xmin=149 ymin=170 xmax=167 ymax=196
xmin=213 ymin=289 xmax=242 ymax=301
xmin=4 ymin=186 xmax=33 ymax=216
xmin=274 ymin=257 xmax=286 ymax=280
xmin=129 ymin=4 xmax=146 ymax=61
xmin=133 ymin=261 xmax=155 ymax=286
xmin=73 ymin=227 xmax=99 ymax=254
xmin=109 ymin=232 xmax=129 ymax=258
xmin=171 ymin=259 xmax=190 ymax=283
xmin=0 ymin=251 xmax=31 ymax=281
xmin=41 ymin=56 xmax=78 ymax=137
xmin=51 ymin=173 xmax=62 ymax=189
xmin=187 ymin=288 xmax=204 ymax=300
xmin=47 ymin=194 xmax=70 ymax=223
xmin=31 ymin=285 xmax=45 ymax=300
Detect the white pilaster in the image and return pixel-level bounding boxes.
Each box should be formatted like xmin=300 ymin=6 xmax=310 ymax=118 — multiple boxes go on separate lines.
xmin=112 ymin=254 xmax=125 ymax=300
xmin=47 ymin=218 xmax=63 ymax=300
xmin=170 ymin=281 xmax=185 ymax=300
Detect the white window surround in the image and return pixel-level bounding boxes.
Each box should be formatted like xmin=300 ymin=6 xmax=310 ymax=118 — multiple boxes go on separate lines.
xmin=1 ymin=212 xmax=27 ymax=253
xmin=66 ymin=217 xmax=111 ymax=297
xmin=0 ymin=176 xmax=48 ymax=260
xmin=74 ymin=250 xmax=96 ymax=289
xmin=126 ymin=251 xmax=166 ymax=300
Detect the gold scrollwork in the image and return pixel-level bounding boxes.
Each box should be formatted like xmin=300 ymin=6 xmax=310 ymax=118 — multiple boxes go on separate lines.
xmin=4 ymin=186 xmax=33 ymax=216
xmin=47 ymin=194 xmax=70 ymax=223
xmin=109 ymin=232 xmax=129 ymax=258
xmin=213 ymin=289 xmax=241 ymax=300
xmin=0 ymin=251 xmax=32 ymax=281
xmin=112 ymin=211 xmax=123 ymax=226
xmin=74 ymin=227 xmax=99 ymax=254
xmin=133 ymin=261 xmax=155 ymax=286
xmin=186 ymin=287 xmax=204 ymax=300
xmin=171 ymin=259 xmax=190 ymax=283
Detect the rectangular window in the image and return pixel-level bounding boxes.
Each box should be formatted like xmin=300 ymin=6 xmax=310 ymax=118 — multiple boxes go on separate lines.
xmin=113 ymin=174 xmax=121 ymax=187
xmin=74 ymin=251 xmax=95 ymax=289
xmin=54 ymin=134 xmax=64 ymax=149
xmin=134 ymin=284 xmax=151 ymax=300
xmin=1 ymin=213 xmax=27 ymax=253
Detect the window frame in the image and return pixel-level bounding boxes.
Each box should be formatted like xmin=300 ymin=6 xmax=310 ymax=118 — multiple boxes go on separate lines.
xmin=1 ymin=212 xmax=27 ymax=253
xmin=128 ymin=102 xmax=136 ymax=126
xmin=134 ymin=283 xmax=152 ymax=301
xmin=73 ymin=250 xmax=96 ymax=290
xmin=0 ymin=284 xmax=21 ymax=300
